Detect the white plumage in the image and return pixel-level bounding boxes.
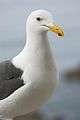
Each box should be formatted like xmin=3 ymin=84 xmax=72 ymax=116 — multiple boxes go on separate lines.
xmin=0 ymin=10 xmax=64 ymax=120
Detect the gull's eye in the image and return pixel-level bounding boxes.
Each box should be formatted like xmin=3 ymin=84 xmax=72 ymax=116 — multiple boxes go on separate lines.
xmin=36 ymin=17 xmax=42 ymax=21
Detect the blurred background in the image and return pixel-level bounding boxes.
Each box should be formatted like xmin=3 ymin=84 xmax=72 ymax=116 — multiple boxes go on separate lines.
xmin=0 ymin=0 xmax=80 ymax=120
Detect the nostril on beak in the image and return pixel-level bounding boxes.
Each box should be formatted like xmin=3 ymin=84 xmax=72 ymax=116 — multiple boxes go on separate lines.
xmin=56 ymin=28 xmax=59 ymax=30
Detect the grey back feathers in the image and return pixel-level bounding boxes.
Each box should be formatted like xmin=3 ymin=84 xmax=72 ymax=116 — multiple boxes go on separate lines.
xmin=0 ymin=60 xmax=24 ymax=100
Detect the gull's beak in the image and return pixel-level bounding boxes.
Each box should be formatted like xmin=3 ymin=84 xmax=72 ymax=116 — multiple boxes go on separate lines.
xmin=49 ymin=23 xmax=64 ymax=37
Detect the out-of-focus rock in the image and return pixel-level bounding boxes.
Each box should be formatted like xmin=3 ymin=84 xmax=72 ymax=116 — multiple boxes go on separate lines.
xmin=63 ymin=65 xmax=80 ymax=79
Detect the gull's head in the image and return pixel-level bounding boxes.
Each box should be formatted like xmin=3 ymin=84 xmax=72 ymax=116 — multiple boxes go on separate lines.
xmin=26 ymin=10 xmax=64 ymax=37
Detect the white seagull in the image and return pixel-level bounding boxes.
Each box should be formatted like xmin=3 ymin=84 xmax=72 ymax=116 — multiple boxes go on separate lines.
xmin=0 ymin=10 xmax=64 ymax=120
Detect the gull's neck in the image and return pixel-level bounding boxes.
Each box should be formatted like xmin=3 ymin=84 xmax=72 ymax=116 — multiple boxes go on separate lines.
xmin=27 ymin=29 xmax=48 ymax=49
xmin=12 ymin=29 xmax=51 ymax=71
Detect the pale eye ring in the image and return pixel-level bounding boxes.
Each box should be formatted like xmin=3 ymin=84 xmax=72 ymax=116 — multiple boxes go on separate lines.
xmin=36 ymin=17 xmax=42 ymax=21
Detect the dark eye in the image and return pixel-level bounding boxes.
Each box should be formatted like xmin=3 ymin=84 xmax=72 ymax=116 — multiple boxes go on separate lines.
xmin=36 ymin=17 xmax=42 ymax=21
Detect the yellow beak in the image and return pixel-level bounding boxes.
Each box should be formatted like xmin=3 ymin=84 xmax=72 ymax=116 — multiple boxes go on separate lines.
xmin=49 ymin=24 xmax=64 ymax=37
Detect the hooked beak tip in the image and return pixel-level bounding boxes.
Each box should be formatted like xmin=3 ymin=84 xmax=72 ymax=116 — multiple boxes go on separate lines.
xmin=49 ymin=24 xmax=64 ymax=37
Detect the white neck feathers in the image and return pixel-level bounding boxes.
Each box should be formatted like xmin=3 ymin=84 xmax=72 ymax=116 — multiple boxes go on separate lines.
xmin=12 ymin=31 xmax=51 ymax=71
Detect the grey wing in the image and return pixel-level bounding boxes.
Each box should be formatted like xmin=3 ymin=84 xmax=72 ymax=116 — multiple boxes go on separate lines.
xmin=0 ymin=60 xmax=24 ymax=100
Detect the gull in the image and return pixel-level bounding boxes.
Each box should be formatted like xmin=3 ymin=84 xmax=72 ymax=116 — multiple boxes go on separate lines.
xmin=0 ymin=10 xmax=64 ymax=120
